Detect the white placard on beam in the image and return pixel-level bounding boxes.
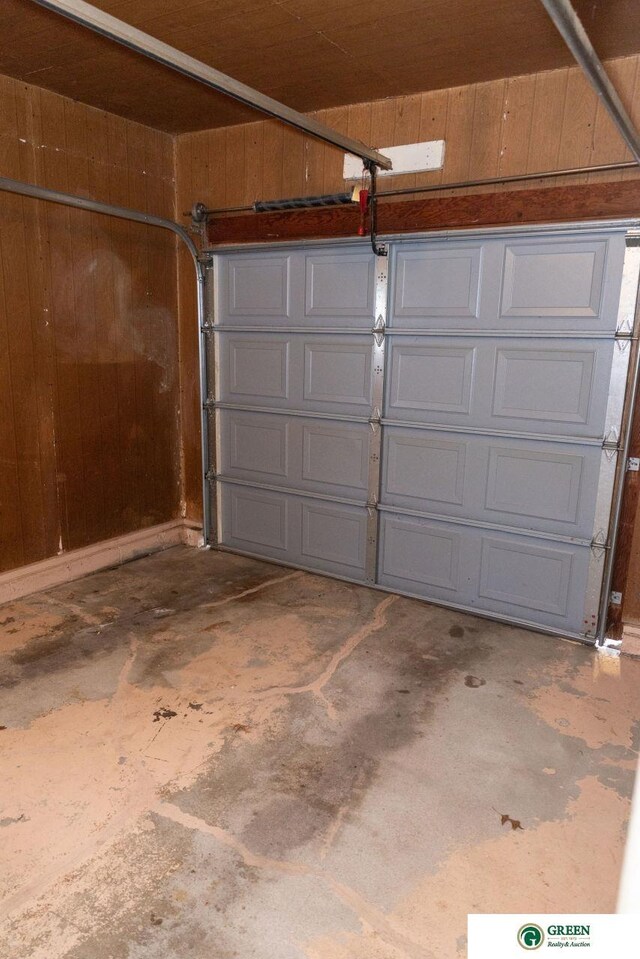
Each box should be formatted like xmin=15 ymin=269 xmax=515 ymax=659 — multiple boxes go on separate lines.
xmin=343 ymin=140 xmax=445 ymax=180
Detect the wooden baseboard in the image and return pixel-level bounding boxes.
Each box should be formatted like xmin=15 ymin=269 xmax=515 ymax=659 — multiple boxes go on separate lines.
xmin=621 ymin=623 xmax=640 ymax=657
xmin=0 ymin=520 xmax=204 ymax=606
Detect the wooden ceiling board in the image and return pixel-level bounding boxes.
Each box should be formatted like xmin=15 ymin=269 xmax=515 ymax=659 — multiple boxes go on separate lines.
xmin=0 ymin=0 xmax=639 ymax=133
xmin=278 ymin=0 xmax=431 ymax=33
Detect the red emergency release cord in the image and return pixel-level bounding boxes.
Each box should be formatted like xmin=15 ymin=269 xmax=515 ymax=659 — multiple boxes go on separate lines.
xmin=357 ymin=188 xmax=369 ymax=235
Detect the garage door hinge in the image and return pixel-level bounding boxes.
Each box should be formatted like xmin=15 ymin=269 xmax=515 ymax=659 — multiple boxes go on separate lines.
xmin=205 ymin=468 xmax=216 ymax=483
xmin=615 ymin=335 xmax=632 ymax=352
xmin=590 ymin=530 xmax=609 ymax=555
xmin=368 ymin=408 xmax=382 ymax=431
xmin=366 ymin=495 xmax=378 ymax=515
xmin=602 ymin=427 xmax=621 ymax=459
xmin=203 ymin=397 xmax=215 ymax=410
xmin=372 ymin=314 xmax=386 ymax=346
xmin=615 ymin=315 xmax=634 ymax=335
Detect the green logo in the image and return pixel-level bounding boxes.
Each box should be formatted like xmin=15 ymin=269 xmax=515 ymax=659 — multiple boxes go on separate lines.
xmin=517 ymin=924 xmax=545 ymax=950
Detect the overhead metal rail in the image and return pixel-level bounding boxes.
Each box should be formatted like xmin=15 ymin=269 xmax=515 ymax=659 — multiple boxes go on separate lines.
xmin=0 ymin=173 xmax=213 ymax=546
xmin=0 ymin=175 xmax=198 ymax=256
xmin=540 ymin=0 xmax=640 ymax=163
xmin=29 ymin=0 xmax=392 ymax=171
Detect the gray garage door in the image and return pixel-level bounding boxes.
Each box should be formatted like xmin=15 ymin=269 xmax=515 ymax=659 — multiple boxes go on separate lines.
xmin=206 ymin=225 xmax=637 ymax=641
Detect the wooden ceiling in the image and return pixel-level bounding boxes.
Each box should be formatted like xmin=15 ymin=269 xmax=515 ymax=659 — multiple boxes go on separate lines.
xmin=2 ymin=0 xmax=640 ymax=134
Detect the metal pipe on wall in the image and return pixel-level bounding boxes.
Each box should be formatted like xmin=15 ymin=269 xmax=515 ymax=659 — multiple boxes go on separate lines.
xmin=0 ymin=173 xmax=210 ymax=545
xmin=196 ymin=160 xmax=639 ymax=219
xmin=540 ymin=0 xmax=640 ymax=163
xmin=0 ymin=175 xmax=199 ymax=259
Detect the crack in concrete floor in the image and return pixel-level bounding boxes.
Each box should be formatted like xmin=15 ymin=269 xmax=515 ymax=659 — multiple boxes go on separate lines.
xmin=156 ymin=800 xmax=431 ymax=959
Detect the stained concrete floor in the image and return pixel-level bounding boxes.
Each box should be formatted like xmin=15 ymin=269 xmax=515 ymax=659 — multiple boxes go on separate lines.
xmin=0 ymin=546 xmax=638 ymax=959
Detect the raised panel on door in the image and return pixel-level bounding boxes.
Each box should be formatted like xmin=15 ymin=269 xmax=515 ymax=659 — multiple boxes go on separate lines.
xmin=383 ymin=431 xmax=466 ymax=507
xmin=221 ymin=484 xmax=368 ymax=580
xmin=380 ymin=427 xmax=600 ymax=537
xmin=219 ymin=332 xmax=373 ymax=416
xmin=497 ymin=235 xmax=625 ymax=328
xmin=301 ymin=422 xmax=369 ymax=495
xmin=218 ymin=245 xmax=377 ymax=328
xmin=226 ymin=486 xmax=289 ymax=552
xmin=301 ymin=501 xmax=367 ymax=572
xmin=304 ymin=251 xmax=375 ymax=325
xmin=492 ymin=347 xmax=595 ymax=425
xmin=385 ymin=336 xmax=613 ymax=437
xmin=378 ymin=511 xmax=591 ymax=633
xmin=226 ymin=337 xmax=290 ymax=400
xmin=388 ymin=233 xmax=625 ymax=332
xmin=387 ymin=343 xmax=476 ymax=415
xmin=219 ymin=409 xmax=369 ymax=500
xmin=304 ymin=340 xmax=373 ymax=408
xmin=379 ymin=515 xmax=462 ymax=591
xmin=223 ymin=410 xmax=289 ymax=479
xmin=223 ymin=253 xmax=294 ymax=322
xmin=484 ymin=445 xmax=586 ymax=526
xmin=390 ymin=244 xmax=482 ymax=326
xmin=478 ymin=536 xmax=574 ymax=617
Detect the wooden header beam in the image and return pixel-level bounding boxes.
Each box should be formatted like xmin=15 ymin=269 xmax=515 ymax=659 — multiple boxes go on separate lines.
xmin=206 ymin=179 xmax=640 ymax=246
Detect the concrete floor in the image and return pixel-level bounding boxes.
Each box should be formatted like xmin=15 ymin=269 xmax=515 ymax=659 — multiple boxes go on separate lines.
xmin=0 ymin=546 xmax=638 ymax=959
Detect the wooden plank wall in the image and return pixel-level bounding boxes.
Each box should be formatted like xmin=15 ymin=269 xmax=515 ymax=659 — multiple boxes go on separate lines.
xmin=0 ymin=73 xmax=180 ymax=574
xmin=175 ymin=54 xmax=640 ymax=523
xmin=176 ymin=54 xmax=640 ymax=213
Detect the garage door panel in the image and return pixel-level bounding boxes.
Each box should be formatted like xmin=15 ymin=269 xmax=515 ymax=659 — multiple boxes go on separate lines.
xmin=388 ymin=234 xmax=625 ymax=332
xmin=388 ymin=344 xmax=476 ymax=414
xmin=391 ymin=245 xmax=482 ymax=323
xmin=492 ymin=347 xmax=596 ymax=424
xmin=385 ymin=336 xmax=612 ymax=436
xmin=381 ymin=427 xmax=600 ymax=537
xmin=220 ymin=410 xmax=369 ymax=500
xmin=379 ymin=512 xmax=590 ymax=631
xmin=225 ymin=412 xmax=289 ymax=479
xmin=383 ymin=432 xmax=466 ymax=507
xmin=499 ymin=241 xmax=606 ymax=320
xmin=302 ymin=423 xmax=369 ymax=493
xmin=304 ymin=252 xmax=375 ymax=322
xmin=228 ymin=338 xmax=290 ymax=399
xmin=227 ymin=487 xmax=289 ymax=552
xmin=301 ymin=502 xmax=367 ymax=571
xmin=478 ymin=536 xmax=573 ymax=617
xmin=380 ymin=515 xmax=461 ymax=591
xmin=219 ymin=333 xmax=373 ymax=415
xmin=221 ymin=485 xmax=367 ymax=579
xmin=219 ymin=249 xmax=377 ymax=328
xmin=475 ymin=532 xmax=591 ymax=631
xmin=224 ymin=253 xmax=293 ymax=321
xmin=497 ymin=235 xmax=629 ymax=327
xmin=304 ymin=341 xmax=372 ymax=407
xmin=484 ymin=445 xmax=585 ymax=525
